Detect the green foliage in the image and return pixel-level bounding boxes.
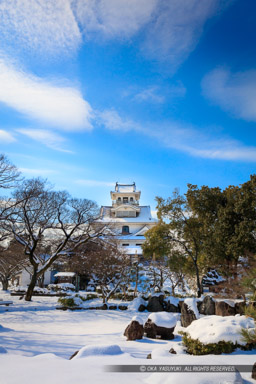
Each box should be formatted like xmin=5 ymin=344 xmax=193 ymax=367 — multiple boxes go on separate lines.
xmin=245 ymin=304 xmax=256 ymax=321
xmin=58 ymin=297 xmax=77 ymax=307
xmin=180 ymin=332 xmax=238 ymax=355
xmin=240 ymin=327 xmax=256 ymax=346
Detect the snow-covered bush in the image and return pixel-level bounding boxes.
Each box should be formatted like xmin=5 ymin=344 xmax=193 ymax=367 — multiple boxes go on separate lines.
xmin=180 ymin=315 xmax=255 ymax=355
xmin=48 ymin=283 xmax=75 ymax=292
xmin=58 ymin=294 xmax=87 ymax=308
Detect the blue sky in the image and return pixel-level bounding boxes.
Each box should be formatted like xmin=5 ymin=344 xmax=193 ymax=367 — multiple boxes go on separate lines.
xmin=0 ymin=0 xmax=256 ymax=210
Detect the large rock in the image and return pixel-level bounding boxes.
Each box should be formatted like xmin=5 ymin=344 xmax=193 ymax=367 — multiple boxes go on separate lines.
xmin=199 ymin=296 xmax=215 ymax=315
xmin=215 ymin=301 xmax=236 ymax=316
xmin=180 ymin=302 xmax=197 ymax=327
xmin=144 ymin=312 xmax=176 ymax=340
xmin=124 ymin=317 xmax=144 ymax=341
xmin=147 ymin=295 xmax=165 ymax=312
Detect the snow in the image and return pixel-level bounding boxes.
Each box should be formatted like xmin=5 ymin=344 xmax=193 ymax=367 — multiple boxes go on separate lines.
xmin=164 ymin=296 xmax=180 ymax=307
xmin=184 ymin=298 xmax=200 ymax=319
xmin=147 ymin=312 xmax=177 ymax=328
xmin=0 ymin=291 xmax=255 ymax=384
xmin=131 ymin=315 xmax=144 ymax=325
xmin=74 ymin=344 xmax=123 ymax=358
xmin=54 ymin=272 xmax=76 ymax=277
xmin=128 ymin=296 xmax=147 ymax=311
xmin=185 ymin=315 xmax=255 ymax=345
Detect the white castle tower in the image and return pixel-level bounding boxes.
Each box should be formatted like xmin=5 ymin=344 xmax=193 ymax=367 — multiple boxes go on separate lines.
xmin=99 ymin=182 xmax=157 ymax=259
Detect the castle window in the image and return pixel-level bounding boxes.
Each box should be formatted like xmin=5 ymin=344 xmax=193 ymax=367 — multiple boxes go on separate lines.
xmin=130 ymin=197 xmax=134 ymax=202
xmin=123 ymin=197 xmax=128 ymax=203
xmin=122 ymin=225 xmax=129 ymax=234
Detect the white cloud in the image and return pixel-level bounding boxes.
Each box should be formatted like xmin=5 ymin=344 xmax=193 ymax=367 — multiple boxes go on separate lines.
xmin=73 ymin=0 xmax=157 ymax=39
xmin=0 ymin=0 xmax=231 ymax=71
xmin=100 ymin=109 xmax=256 ymax=162
xmin=0 ymin=57 xmax=92 ymax=130
xmin=0 ymin=129 xmax=16 ymax=143
xmin=17 ymin=129 xmax=73 ymax=153
xmin=133 ymin=87 xmax=165 ymax=103
xmin=142 ymin=0 xmax=232 ymax=72
xmin=99 ymin=109 xmax=142 ymax=132
xmin=19 ymin=168 xmax=58 ymax=176
xmin=202 ymin=68 xmax=256 ymax=122
xmin=0 ymin=0 xmax=81 ymax=57
xmin=76 ymin=179 xmax=114 ymax=187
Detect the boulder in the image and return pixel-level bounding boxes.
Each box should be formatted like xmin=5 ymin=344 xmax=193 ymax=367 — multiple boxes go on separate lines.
xmin=144 ymin=318 xmax=175 ymax=340
xmin=138 ymin=304 xmax=147 ymax=312
xmin=108 ymin=305 xmax=117 ymax=310
xmin=180 ymin=302 xmax=198 ymax=327
xmin=169 ymin=348 xmax=177 ymax=354
xmin=124 ymin=318 xmax=144 ymax=341
xmin=199 ymin=296 xmax=215 ymax=315
xmin=215 ymin=301 xmax=236 ymax=316
xmin=118 ymin=305 xmax=128 ymax=310
xmin=147 ymin=295 xmax=165 ymax=312
xmin=165 ymin=302 xmax=179 ymax=313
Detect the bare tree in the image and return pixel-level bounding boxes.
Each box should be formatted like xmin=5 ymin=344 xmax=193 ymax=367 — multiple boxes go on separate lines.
xmin=0 ymin=239 xmax=27 ymax=290
xmin=0 ymin=154 xmax=21 ymax=190
xmin=70 ymin=238 xmax=130 ymax=303
xmin=0 ymin=154 xmax=22 ymax=244
xmin=10 ymin=178 xmax=104 ymax=301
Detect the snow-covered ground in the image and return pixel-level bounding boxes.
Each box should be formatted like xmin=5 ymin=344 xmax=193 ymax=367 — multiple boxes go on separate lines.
xmin=0 ymin=291 xmax=255 ymax=384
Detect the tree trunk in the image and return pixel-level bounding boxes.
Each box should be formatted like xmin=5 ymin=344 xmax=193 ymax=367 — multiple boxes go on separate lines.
xmin=25 ymin=269 xmax=38 ymax=301
xmin=1 ymin=277 xmax=9 ymax=291
xmin=194 ymin=261 xmax=202 ymax=298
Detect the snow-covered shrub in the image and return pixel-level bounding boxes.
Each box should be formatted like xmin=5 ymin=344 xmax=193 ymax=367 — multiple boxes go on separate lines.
xmin=48 ymin=283 xmax=75 ymax=292
xmin=58 ymin=294 xmax=86 ymax=307
xmin=180 ymin=315 xmax=255 ymax=355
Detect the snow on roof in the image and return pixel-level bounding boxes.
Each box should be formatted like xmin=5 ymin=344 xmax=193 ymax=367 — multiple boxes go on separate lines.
xmin=115 ymin=183 xmax=136 ymax=193
xmin=54 ymin=272 xmax=75 ymax=277
xmin=100 ymin=206 xmax=157 ymax=223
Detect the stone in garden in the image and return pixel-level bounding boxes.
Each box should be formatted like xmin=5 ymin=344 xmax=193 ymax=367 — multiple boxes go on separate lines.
xmin=147 ymin=294 xmax=165 ymax=312
xmin=215 ymin=301 xmax=236 ymax=316
xmin=124 ymin=316 xmax=144 ymax=341
xmin=181 ymin=298 xmax=199 ymax=327
xmin=144 ymin=312 xmax=176 ymax=340
xmin=199 ymin=295 xmax=215 ymax=315
xmin=118 ymin=305 xmax=128 ymax=310
xmin=169 ymin=348 xmax=177 ymax=354
xmin=165 ymin=296 xmax=180 ymax=313
xmin=138 ymin=304 xmax=147 ymax=312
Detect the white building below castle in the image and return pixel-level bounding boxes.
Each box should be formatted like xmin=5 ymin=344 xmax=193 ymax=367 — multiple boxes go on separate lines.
xmin=99 ymin=182 xmax=157 ymax=259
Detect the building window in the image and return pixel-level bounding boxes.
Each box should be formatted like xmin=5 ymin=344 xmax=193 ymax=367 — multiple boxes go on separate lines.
xmin=123 ymin=197 xmax=128 ymax=203
xmin=117 ymin=197 xmax=121 ymax=202
xmin=130 ymin=197 xmax=134 ymax=202
xmin=122 ymin=225 xmax=129 ymax=234
xmin=122 ymin=243 xmax=129 ymax=246
xmin=136 ymin=244 xmax=141 ymax=246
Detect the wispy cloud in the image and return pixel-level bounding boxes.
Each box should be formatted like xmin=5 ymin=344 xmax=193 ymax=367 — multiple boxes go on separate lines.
xmin=133 ymin=86 xmax=165 ymax=104
xmin=0 ymin=1 xmax=232 ymax=71
xmin=0 ymin=57 xmax=92 ymax=130
xmin=0 ymin=0 xmax=81 ymax=57
xmin=99 ymin=109 xmax=256 ymax=162
xmin=19 ymin=167 xmax=58 ymax=176
xmin=17 ymin=129 xmax=73 ymax=153
xmin=76 ymin=179 xmax=114 ymax=187
xmin=73 ymin=0 xmax=157 ymax=40
xmin=202 ymin=68 xmax=256 ymax=122
xmin=0 ymin=129 xmax=16 ymax=143
xmin=141 ymin=0 xmax=232 ymax=72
